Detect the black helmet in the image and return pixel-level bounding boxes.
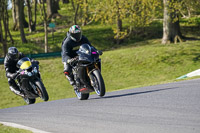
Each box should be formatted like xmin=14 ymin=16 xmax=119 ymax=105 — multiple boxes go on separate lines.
xmin=69 ymin=25 xmax=82 ymax=42
xmin=8 ymin=47 xmax=19 ymax=61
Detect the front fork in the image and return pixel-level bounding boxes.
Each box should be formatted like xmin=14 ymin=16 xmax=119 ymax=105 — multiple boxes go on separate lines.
xmin=29 ymin=76 xmax=41 ymax=95
xmin=87 ymin=63 xmax=100 ymax=87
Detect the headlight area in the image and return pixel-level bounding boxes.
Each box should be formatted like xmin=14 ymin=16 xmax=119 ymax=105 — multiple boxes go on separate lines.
xmin=27 ymin=72 xmax=33 ymax=77
xmin=33 ymin=67 xmax=38 ymax=74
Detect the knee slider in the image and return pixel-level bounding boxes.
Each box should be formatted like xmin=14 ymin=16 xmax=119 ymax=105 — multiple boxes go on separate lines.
xmin=8 ymin=78 xmax=15 ymax=86
xmin=64 ymin=71 xmax=70 ymax=75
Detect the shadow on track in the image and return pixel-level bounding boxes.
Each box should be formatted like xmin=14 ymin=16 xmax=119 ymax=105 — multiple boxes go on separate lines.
xmin=91 ymin=87 xmax=179 ymax=100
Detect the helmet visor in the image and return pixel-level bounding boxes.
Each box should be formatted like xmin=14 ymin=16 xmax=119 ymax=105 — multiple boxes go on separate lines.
xmin=9 ymin=53 xmax=19 ymax=61
xmin=71 ymin=32 xmax=82 ymax=42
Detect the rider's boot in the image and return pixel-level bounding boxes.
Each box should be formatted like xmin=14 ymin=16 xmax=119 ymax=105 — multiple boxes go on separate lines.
xmin=9 ymin=85 xmax=25 ymax=97
xmin=64 ymin=72 xmax=75 ymax=86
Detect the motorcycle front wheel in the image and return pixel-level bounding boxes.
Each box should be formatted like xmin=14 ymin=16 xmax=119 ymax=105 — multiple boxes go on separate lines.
xmin=23 ymin=97 xmax=36 ymax=104
xmin=34 ymin=80 xmax=49 ymax=101
xmin=74 ymin=89 xmax=89 ymax=100
xmin=92 ymin=69 xmax=106 ymax=97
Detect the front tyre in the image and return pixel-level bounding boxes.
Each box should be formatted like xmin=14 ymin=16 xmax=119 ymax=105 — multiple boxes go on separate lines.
xmin=35 ymin=80 xmax=49 ymax=101
xmin=92 ymin=70 xmax=106 ymax=97
xmin=23 ymin=98 xmax=36 ymax=104
xmin=74 ymin=89 xmax=89 ymax=100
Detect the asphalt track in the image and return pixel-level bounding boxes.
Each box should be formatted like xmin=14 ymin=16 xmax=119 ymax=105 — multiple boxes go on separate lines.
xmin=0 ymin=79 xmax=200 ymax=133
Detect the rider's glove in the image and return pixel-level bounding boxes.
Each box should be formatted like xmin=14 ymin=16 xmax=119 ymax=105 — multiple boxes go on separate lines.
xmin=10 ymin=73 xmax=18 ymax=79
xmin=67 ymin=57 xmax=78 ymax=66
xmin=35 ymin=60 xmax=39 ymax=65
xmin=97 ymin=50 xmax=103 ymax=55
xmin=31 ymin=59 xmax=39 ymax=65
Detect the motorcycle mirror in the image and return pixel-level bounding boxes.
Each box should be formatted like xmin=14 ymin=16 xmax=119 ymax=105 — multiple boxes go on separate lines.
xmin=98 ymin=50 xmax=103 ymax=55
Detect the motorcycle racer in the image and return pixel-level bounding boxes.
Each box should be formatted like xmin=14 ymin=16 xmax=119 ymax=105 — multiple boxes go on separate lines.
xmin=4 ymin=47 xmax=39 ymax=98
xmin=61 ymin=25 xmax=92 ymax=87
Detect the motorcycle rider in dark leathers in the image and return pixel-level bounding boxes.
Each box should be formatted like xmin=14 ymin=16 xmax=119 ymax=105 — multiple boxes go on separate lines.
xmin=4 ymin=47 xmax=39 ymax=97
xmin=61 ymin=25 xmax=92 ymax=88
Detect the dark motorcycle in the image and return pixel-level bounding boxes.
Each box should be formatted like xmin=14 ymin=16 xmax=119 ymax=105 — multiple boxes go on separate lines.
xmin=15 ymin=57 xmax=49 ymax=104
xmin=71 ymin=44 xmax=106 ymax=100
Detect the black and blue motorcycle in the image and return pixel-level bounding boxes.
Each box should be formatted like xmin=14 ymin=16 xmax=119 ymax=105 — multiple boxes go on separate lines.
xmin=70 ymin=44 xmax=106 ymax=100
xmin=15 ymin=57 xmax=49 ymax=104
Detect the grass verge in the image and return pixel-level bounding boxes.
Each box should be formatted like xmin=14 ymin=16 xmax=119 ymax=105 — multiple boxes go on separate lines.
xmin=0 ymin=39 xmax=200 ymax=109
xmin=0 ymin=124 xmax=32 ymax=133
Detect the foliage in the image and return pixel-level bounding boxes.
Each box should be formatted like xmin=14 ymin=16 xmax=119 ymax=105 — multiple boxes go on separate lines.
xmin=94 ymin=0 xmax=162 ymax=40
xmin=178 ymin=0 xmax=200 ymax=17
xmin=180 ymin=17 xmax=200 ymax=26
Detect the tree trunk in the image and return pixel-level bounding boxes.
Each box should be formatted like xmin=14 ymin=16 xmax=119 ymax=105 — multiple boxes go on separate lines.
xmin=27 ymin=0 xmax=33 ymax=32
xmin=5 ymin=4 xmax=14 ymax=44
xmin=0 ymin=1 xmax=8 ymax=57
xmin=74 ymin=4 xmax=79 ymax=25
xmin=32 ymin=0 xmax=37 ymax=31
xmin=16 ymin=0 xmax=27 ymax=43
xmin=42 ymin=0 xmax=48 ymax=53
xmin=47 ymin=0 xmax=59 ymax=19
xmin=82 ymin=0 xmax=89 ymax=26
xmin=71 ymin=0 xmax=75 ymax=11
xmin=21 ymin=0 xmax=29 ymax=28
xmin=62 ymin=0 xmax=69 ymax=4
xmin=116 ymin=1 xmax=122 ymax=44
xmin=116 ymin=18 xmax=122 ymax=44
xmin=12 ymin=0 xmax=18 ymax=30
xmin=162 ymin=0 xmax=183 ymax=44
xmin=44 ymin=21 xmax=48 ymax=53
xmin=0 ymin=21 xmax=7 ymax=57
xmin=13 ymin=0 xmax=28 ymax=30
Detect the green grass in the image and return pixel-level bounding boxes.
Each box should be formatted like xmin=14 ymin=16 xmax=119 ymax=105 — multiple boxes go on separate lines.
xmin=0 ymin=124 xmax=32 ymax=133
xmin=1 ymin=39 xmax=200 ymax=109
xmin=1 ymin=5 xmax=200 ymax=132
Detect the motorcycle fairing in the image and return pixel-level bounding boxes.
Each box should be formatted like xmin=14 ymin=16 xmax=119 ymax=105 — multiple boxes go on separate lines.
xmin=17 ymin=57 xmax=32 ymax=70
xmin=16 ymin=57 xmax=41 ymax=98
xmin=76 ymin=44 xmax=99 ymax=63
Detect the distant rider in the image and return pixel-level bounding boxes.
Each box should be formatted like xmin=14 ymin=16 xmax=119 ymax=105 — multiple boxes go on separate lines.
xmin=61 ymin=25 xmax=92 ymax=88
xmin=4 ymin=47 xmax=39 ymax=97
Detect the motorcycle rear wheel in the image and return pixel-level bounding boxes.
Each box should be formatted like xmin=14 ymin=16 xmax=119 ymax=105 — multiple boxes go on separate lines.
xmin=23 ymin=97 xmax=36 ymax=104
xmin=74 ymin=89 xmax=89 ymax=100
xmin=92 ymin=70 xmax=106 ymax=97
xmin=35 ymin=80 xmax=49 ymax=101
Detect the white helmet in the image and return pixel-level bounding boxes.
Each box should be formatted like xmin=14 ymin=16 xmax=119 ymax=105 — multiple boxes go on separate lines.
xmin=69 ymin=25 xmax=82 ymax=42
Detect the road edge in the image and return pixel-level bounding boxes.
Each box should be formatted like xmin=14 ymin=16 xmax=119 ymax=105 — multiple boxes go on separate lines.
xmin=0 ymin=121 xmax=51 ymax=133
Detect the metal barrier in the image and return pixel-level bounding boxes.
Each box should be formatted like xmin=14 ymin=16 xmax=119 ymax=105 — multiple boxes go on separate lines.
xmin=0 ymin=52 xmax=61 ymax=64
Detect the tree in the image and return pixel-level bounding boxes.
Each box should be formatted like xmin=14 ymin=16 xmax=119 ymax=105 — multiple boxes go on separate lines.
xmin=178 ymin=0 xmax=200 ymax=18
xmin=26 ymin=0 xmax=33 ymax=32
xmin=70 ymin=0 xmax=97 ymax=26
xmin=12 ymin=0 xmax=18 ymax=30
xmin=95 ymin=0 xmax=160 ymax=44
xmin=162 ymin=0 xmax=183 ymax=44
xmin=12 ymin=0 xmax=28 ymax=30
xmin=95 ymin=0 xmax=128 ymax=44
xmin=62 ymin=0 xmax=69 ymax=4
xmin=70 ymin=0 xmax=81 ymax=25
xmin=47 ymin=0 xmax=60 ymax=19
xmin=0 ymin=0 xmax=14 ymax=56
xmin=33 ymin=0 xmax=38 ymax=31
xmin=80 ymin=0 xmax=89 ymax=26
xmin=39 ymin=0 xmax=48 ymax=53
xmin=26 ymin=0 xmax=37 ymax=32
xmin=16 ymin=0 xmax=27 ymax=43
xmin=74 ymin=1 xmax=80 ymax=24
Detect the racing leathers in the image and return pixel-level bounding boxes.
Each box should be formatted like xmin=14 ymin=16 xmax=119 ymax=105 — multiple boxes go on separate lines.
xmin=61 ymin=34 xmax=91 ymax=86
xmin=4 ymin=52 xmax=26 ymax=97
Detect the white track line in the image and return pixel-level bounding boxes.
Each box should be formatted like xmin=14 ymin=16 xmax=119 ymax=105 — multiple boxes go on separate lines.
xmin=0 ymin=121 xmax=51 ymax=133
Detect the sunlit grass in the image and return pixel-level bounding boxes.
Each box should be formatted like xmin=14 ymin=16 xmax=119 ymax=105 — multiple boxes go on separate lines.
xmin=1 ymin=39 xmax=200 ymax=109
xmin=0 ymin=124 xmax=32 ymax=133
